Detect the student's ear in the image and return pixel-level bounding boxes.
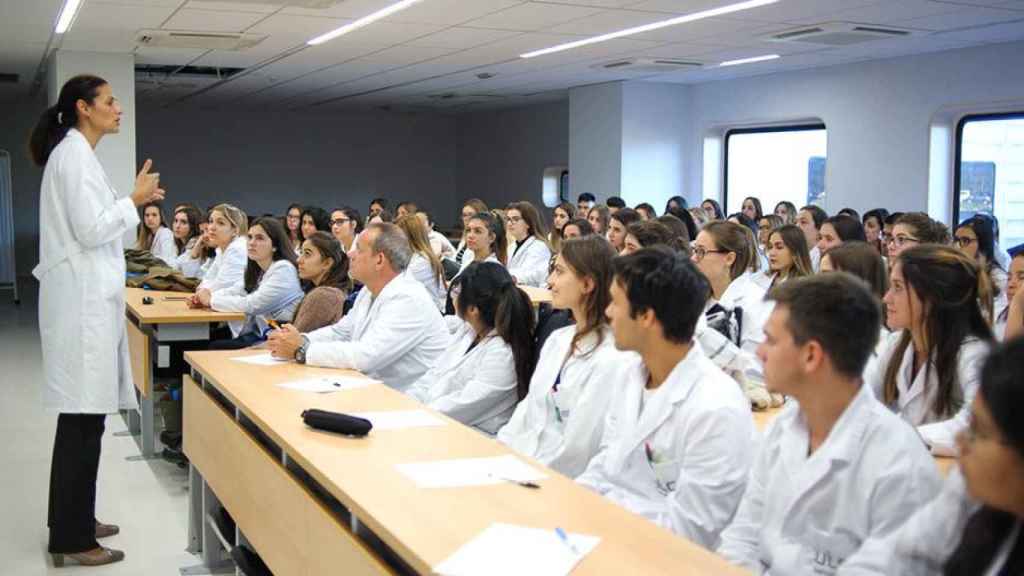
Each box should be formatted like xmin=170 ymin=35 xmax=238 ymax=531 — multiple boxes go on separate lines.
xmin=580 ymin=275 xmax=596 ymax=297
xmin=723 ymin=251 xmax=736 ymax=268
xmin=802 ymin=340 xmax=826 ymax=375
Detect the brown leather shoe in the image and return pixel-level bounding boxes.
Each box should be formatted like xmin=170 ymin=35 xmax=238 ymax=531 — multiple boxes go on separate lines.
xmin=51 ymin=546 xmax=125 ymax=567
xmin=95 ymin=521 xmax=119 ymax=539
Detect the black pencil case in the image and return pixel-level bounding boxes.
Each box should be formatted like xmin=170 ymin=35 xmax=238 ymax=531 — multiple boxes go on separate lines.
xmin=301 ymin=409 xmax=373 ymax=437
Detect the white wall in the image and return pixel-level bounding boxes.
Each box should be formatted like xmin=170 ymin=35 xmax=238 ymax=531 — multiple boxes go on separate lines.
xmin=620 ymin=82 xmax=690 ymax=211
xmin=569 ymin=83 xmax=623 ymax=201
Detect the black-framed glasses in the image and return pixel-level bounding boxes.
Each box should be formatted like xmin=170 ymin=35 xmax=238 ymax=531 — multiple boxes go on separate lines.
xmin=692 ymin=247 xmax=727 ymax=261
xmin=887 ymin=235 xmax=920 ymax=247
xmin=954 ymin=236 xmax=977 ymax=247
xmin=330 ymin=218 xmax=352 ymax=226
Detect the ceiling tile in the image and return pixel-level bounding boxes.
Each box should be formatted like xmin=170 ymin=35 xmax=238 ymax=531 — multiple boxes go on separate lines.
xmin=185 ymin=1 xmax=281 ymax=13
xmin=74 ymin=1 xmax=179 ymax=30
xmin=162 ymin=8 xmax=269 ymax=32
xmin=385 ymin=0 xmax=528 ymax=25
xmin=404 ymin=26 xmax=524 ymax=49
xmin=0 ymin=0 xmax=63 ymax=46
xmin=901 ymin=6 xmax=1024 ymax=30
xmin=134 ymin=45 xmax=208 ymax=65
xmin=465 ymin=2 xmax=607 ymax=31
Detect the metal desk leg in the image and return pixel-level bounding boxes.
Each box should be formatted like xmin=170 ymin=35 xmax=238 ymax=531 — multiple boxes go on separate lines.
xmin=127 ymin=394 xmax=156 ymax=461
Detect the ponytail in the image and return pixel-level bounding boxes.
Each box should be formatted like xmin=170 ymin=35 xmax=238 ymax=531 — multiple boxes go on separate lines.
xmin=29 ymin=74 xmax=108 ymax=166
xmin=494 ymin=283 xmax=537 ymax=400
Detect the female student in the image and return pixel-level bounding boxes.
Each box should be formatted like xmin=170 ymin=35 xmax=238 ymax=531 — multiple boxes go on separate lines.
xmin=561 ymin=219 xmax=593 ymax=240
xmin=862 ymin=208 xmax=889 ymax=254
xmin=460 ymin=211 xmax=507 ymax=272
xmin=408 ymin=262 xmax=535 ymax=435
xmin=956 ymin=216 xmax=1008 ymax=316
xmin=396 ymin=214 xmax=446 ymax=309
xmin=549 ymin=201 xmax=575 ymax=252
xmin=757 ymin=214 xmax=783 ymax=255
xmin=199 ymin=217 xmax=303 ymax=347
xmin=820 ymin=241 xmax=891 ymax=375
xmin=888 ymin=212 xmax=950 ymax=260
xmin=741 ymin=196 xmax=763 ymax=223
xmin=701 ymin=199 xmax=724 ymax=221
xmin=284 ymin=203 xmax=302 ymax=255
xmin=453 ymin=198 xmax=488 ymax=269
xmin=817 ymin=214 xmax=867 ymax=254
xmin=621 ymin=220 xmax=674 ymax=255
xmin=506 ymin=202 xmax=553 ymax=286
xmin=136 ymin=202 xmax=176 ymax=264
xmin=866 ymin=244 xmax=992 ymax=453
xmin=170 ymin=204 xmax=204 ymax=275
xmin=765 ymin=224 xmax=813 ymax=289
xmin=635 ymin=202 xmax=657 ymax=221
xmin=291 ymin=231 xmax=351 ymax=334
xmin=329 ymin=206 xmax=362 ymax=253
xmin=773 ymin=200 xmax=797 ymax=225
xmin=416 ymin=211 xmax=455 ymax=259
xmin=665 ymin=195 xmax=687 ymax=213
xmin=300 ymin=206 xmax=331 ymax=244
xmin=191 ymin=203 xmax=248 ymax=304
xmin=497 ymin=236 xmax=629 ymax=478
xmin=587 ymin=204 xmax=610 ymax=236
xmin=996 ymin=247 xmax=1024 ymax=341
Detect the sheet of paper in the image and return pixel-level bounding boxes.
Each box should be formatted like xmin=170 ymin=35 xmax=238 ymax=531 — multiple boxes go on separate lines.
xmin=276 ymin=376 xmax=371 ymax=393
xmin=351 ymin=410 xmax=445 ymax=430
xmin=231 ymin=353 xmax=289 ymax=366
xmin=395 ymin=454 xmax=546 ymax=489
xmin=435 ymin=523 xmax=600 ymax=576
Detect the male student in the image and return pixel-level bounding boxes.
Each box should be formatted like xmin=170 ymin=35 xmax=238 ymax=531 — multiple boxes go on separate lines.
xmin=577 ymin=192 xmax=596 ymax=214
xmin=606 ymin=196 xmax=626 ymax=215
xmin=576 ymin=247 xmax=754 ymax=550
xmin=268 ymin=223 xmax=450 ymax=392
xmin=797 ymin=204 xmax=827 ymax=271
xmin=716 ymin=273 xmax=942 ymax=575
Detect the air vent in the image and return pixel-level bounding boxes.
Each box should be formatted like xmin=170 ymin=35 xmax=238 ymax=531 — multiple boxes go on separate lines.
xmin=136 ymin=29 xmax=268 ymax=51
xmin=591 ymin=58 xmax=703 ymax=74
xmin=766 ymin=22 xmax=920 ymax=46
xmin=136 ymin=64 xmax=245 ymax=80
xmin=0 ymin=73 xmax=19 ymax=84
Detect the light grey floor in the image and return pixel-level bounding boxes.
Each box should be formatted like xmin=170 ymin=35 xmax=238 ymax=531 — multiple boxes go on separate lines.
xmin=0 ymin=282 xmax=196 ymax=575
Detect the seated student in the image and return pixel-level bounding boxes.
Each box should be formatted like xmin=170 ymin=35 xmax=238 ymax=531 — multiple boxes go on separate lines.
xmin=367 ymin=197 xmax=388 ymax=222
xmin=498 ymin=236 xmax=628 ymax=478
xmin=741 ymin=196 xmax=763 ymax=223
xmin=862 ymin=208 xmax=889 ymax=255
xmin=765 ymin=224 xmax=813 ymax=289
xmin=561 ymin=218 xmax=593 ymax=240
xmin=666 ymin=206 xmax=699 ymax=241
xmin=549 ymin=202 xmax=575 ymax=253
xmin=655 ymin=214 xmax=693 ymax=254
xmin=300 ymin=206 xmax=331 ymax=244
xmin=329 ymin=206 xmax=362 ymax=253
xmin=195 ymin=218 xmax=303 ymax=348
xmin=267 ymin=223 xmax=450 ymax=392
xmin=170 ymin=204 xmax=205 ymax=276
xmin=136 ymin=201 xmax=176 ymax=264
xmin=292 ymin=231 xmax=352 ymax=334
xmin=817 ymin=214 xmax=867 ymax=254
xmin=396 ymin=201 xmax=417 ymax=219
xmin=717 ymin=273 xmax=942 ymax=574
xmin=607 ymin=207 xmax=640 ymax=253
xmin=606 ymin=196 xmax=626 ymax=215
xmin=576 ymin=192 xmax=595 ymax=214
xmin=396 ymin=214 xmax=446 ymax=309
xmin=866 ymin=245 xmax=993 ymax=453
xmin=576 ymin=247 xmax=754 ymax=548
xmin=453 ymin=199 xmax=488 ymax=269
xmin=367 ymin=209 xmax=392 ymax=224
xmin=665 ymin=195 xmax=687 ymax=213
xmin=956 ymin=215 xmax=1007 ymax=323
xmin=700 ymin=199 xmax=724 ymax=222
xmin=416 ymin=211 xmax=455 ymax=259
xmin=689 ymin=206 xmax=710 ymax=232
xmin=997 ymin=244 xmax=1024 ymax=341
xmin=587 ymin=204 xmax=610 ymax=236
xmin=284 ymin=203 xmax=303 ymax=255
xmin=772 ymin=200 xmax=796 ymax=225
xmin=457 ymin=211 xmax=507 ymax=275
xmin=634 ymin=202 xmax=657 ymax=221
xmin=407 ymin=262 xmax=534 ymax=435
xmin=190 ymin=204 xmax=248 ymax=305
xmin=839 ymin=338 xmax=1024 ymax=576
xmin=796 ymin=204 xmax=827 ymax=270
xmin=621 ymin=220 xmax=673 ymax=256
xmin=887 ymin=211 xmax=950 ymax=261
xmin=506 ymin=201 xmax=553 ymax=287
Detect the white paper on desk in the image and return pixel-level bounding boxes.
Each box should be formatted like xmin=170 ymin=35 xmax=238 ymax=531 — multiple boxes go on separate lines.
xmin=435 ymin=523 xmax=600 ymax=576
xmin=231 ymin=353 xmax=289 ymax=366
xmin=395 ymin=454 xmax=546 ymax=489
xmin=277 ymin=376 xmax=371 ymax=393
xmin=351 ymin=410 xmax=445 ymax=430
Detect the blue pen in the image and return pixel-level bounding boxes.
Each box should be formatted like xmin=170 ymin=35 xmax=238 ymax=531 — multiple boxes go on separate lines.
xmin=555 ymin=527 xmax=580 ymax=556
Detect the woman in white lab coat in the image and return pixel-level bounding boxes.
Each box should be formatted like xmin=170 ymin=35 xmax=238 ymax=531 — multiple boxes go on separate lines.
xmin=996 ymin=248 xmax=1024 ymax=341
xmin=396 ymin=214 xmax=447 ymax=309
xmin=408 ymin=262 xmax=535 ymax=435
xmin=765 ymin=224 xmax=814 ymax=290
xmin=135 ymin=201 xmax=176 ymax=264
xmin=840 ymin=338 xmax=1024 ymax=575
xmin=169 ymin=204 xmax=205 ymax=277
xmin=498 ymin=236 xmax=630 ymax=478
xmin=31 ymin=74 xmax=164 ymax=567
xmin=505 ymin=201 xmax=553 ymax=287
xmin=866 ymin=245 xmax=993 ymax=454
xmin=199 ymin=218 xmax=303 ymax=348
xmin=189 ymin=203 xmax=248 ymax=307
xmin=451 ymin=198 xmax=488 ymax=271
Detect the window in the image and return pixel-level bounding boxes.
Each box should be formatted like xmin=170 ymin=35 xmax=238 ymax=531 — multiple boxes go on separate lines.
xmin=724 ymin=124 xmax=827 ymax=217
xmin=955 ymin=113 xmax=1024 ymax=249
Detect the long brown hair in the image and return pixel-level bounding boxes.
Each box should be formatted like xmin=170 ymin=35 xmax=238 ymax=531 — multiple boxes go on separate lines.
xmin=507 ymin=201 xmax=551 ymax=249
xmin=824 ymin=241 xmax=888 ymax=302
xmin=768 ymin=224 xmax=813 ymax=280
xmin=469 ymin=212 xmax=508 ymax=266
xmin=560 ymin=236 xmax=617 ymax=357
xmin=396 ymin=214 xmax=444 ymax=285
xmin=173 ymin=205 xmax=204 ymax=255
xmin=135 ymin=202 xmax=168 ymax=252
xmin=702 ymin=221 xmax=754 ymax=280
xmin=244 ymin=218 xmax=298 ymax=293
xmin=301 ymin=231 xmax=351 ymax=293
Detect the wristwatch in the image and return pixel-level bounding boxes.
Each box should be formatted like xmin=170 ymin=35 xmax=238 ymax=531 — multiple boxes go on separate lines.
xmin=294 ymin=335 xmax=310 ymax=364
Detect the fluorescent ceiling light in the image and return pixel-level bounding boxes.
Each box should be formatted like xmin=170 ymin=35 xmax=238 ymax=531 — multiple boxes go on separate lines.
xmin=307 ymin=0 xmax=423 ymax=46
xmin=55 ymin=0 xmax=84 ymax=34
xmin=520 ymin=0 xmax=779 ymax=59
xmin=719 ymin=54 xmax=780 ymax=67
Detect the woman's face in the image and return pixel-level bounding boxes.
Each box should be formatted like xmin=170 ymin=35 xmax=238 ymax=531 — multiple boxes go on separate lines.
xmin=301 ymin=214 xmax=318 ymax=240
xmin=562 ymin=224 xmax=582 ymax=240
xmin=692 ymin=230 xmax=730 ymax=283
xmin=620 ymin=233 xmax=641 ymax=256
xmin=465 ymin=218 xmax=494 ymax=257
xmin=817 ymin=222 xmax=842 ymax=254
xmin=588 ymin=209 xmax=604 ymax=234
xmin=701 ymin=201 xmax=717 ymax=221
xmin=506 ymin=209 xmax=529 ymax=242
xmin=758 ymin=218 xmax=773 ymax=246
xmin=547 ymin=254 xmax=590 ymax=311
xmin=864 ymin=216 xmax=882 ymax=244
xmin=818 ymin=254 xmax=834 ymax=273
xmin=396 ymin=205 xmax=410 ymax=219
xmin=297 ymin=240 xmax=331 ymax=283
xmin=247 ymin=224 xmax=274 ymax=264
xmin=80 ymin=83 xmax=122 ymax=135
xmin=882 ymin=261 xmax=922 ymax=331
xmin=668 ymin=200 xmax=681 ymax=211
xmin=461 ymin=205 xmax=478 ymax=228
xmin=955 ymin=226 xmax=980 ymax=261
xmin=144 ymin=206 xmax=161 ymax=231
xmin=956 ymin=396 xmax=1024 ymax=514
xmin=331 ymin=210 xmax=356 ymax=243
xmin=607 ymin=218 xmax=629 ymax=252
xmin=1007 ymin=256 xmax=1024 ymax=304
xmin=767 ymin=232 xmax=794 ymax=274
xmin=286 ymin=208 xmax=301 ymax=233
xmin=553 ymin=208 xmax=570 ymax=231
xmin=796 ymin=210 xmax=819 ymax=246
xmin=369 ymin=202 xmax=384 ymax=218
xmin=207 ymin=210 xmax=237 ymax=249
xmin=887 ymin=223 xmax=920 ymax=260
xmin=636 ymin=207 xmax=652 ymax=221
xmin=172 ymin=211 xmax=191 ymax=240
xmin=742 ymin=199 xmax=758 ymax=221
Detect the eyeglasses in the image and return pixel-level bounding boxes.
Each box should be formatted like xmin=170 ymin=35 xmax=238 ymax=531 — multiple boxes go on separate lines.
xmin=887 ymin=235 xmax=920 ymax=247
xmin=505 ymin=216 xmax=523 ymax=224
xmin=330 ymin=218 xmax=352 ymax=226
xmin=954 ymin=236 xmax=977 ymax=247
xmin=692 ymin=246 xmax=727 ymax=261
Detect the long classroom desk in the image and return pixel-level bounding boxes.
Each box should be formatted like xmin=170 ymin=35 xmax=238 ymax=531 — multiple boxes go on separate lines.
xmin=182 ymin=349 xmax=752 ymax=576
xmin=520 ymin=284 xmax=552 ymax=308
xmin=124 ymin=287 xmax=244 ymax=459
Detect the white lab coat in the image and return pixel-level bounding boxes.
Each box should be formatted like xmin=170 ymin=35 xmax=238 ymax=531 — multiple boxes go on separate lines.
xmin=148 ymin=225 xmax=177 ymax=265
xmin=508 ymin=236 xmax=553 ymax=287
xmin=497 ymin=325 xmax=633 ymax=478
xmin=198 ymin=235 xmax=247 ymax=293
xmin=456 ymin=252 xmax=500 ymax=278
xmin=995 ymin=305 xmax=1009 ymax=341
xmin=406 ymin=321 xmax=518 ymax=436
xmin=404 ymin=252 xmax=446 ymax=310
xmin=33 ymin=128 xmax=139 ymax=414
xmin=864 ymin=333 xmax=989 ymax=453
xmin=305 ymin=274 xmax=451 ymax=392
xmin=577 ymin=346 xmax=755 ymax=549
xmin=717 ymin=385 xmax=943 ymax=576
xmin=210 ymin=259 xmax=304 ymax=338
xmin=173 ymin=237 xmax=206 ymax=279
xmin=429 ymin=230 xmax=455 ymax=259
xmin=719 ymin=272 xmax=772 ymax=356
xmin=810 ymin=245 xmax=822 ymax=272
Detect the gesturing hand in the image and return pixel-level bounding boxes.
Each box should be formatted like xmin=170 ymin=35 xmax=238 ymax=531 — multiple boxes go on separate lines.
xmin=131 ymin=159 xmax=165 ymax=206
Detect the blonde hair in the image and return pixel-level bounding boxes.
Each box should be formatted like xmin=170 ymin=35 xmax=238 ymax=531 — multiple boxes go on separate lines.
xmin=396 ymin=214 xmax=444 ymax=285
xmin=211 ymin=203 xmax=248 ymax=239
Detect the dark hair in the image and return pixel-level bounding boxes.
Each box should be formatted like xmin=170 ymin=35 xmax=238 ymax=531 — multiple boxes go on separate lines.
xmin=553 ymin=202 xmax=575 ymax=223
xmin=701 ymin=199 xmax=724 ymax=220
xmin=469 ymin=211 xmax=508 ymax=265
xmin=370 ymin=209 xmax=393 ymax=223
xmin=655 ymin=214 xmax=692 ymax=255
xmin=703 ymin=221 xmax=755 ymax=280
xmin=30 ymin=74 xmax=109 ymax=166
xmin=823 ymin=241 xmax=888 ymax=303
xmin=299 ymin=231 xmax=351 ymax=293
xmin=768 ymin=273 xmax=882 ymax=378
xmin=299 ymin=206 xmax=331 ymax=243
xmin=507 ymin=201 xmax=550 ymax=246
xmin=727 ymin=212 xmax=759 ymax=238
xmin=958 ymin=216 xmax=1001 ymax=271
xmin=610 ymin=207 xmax=641 ymax=229
xmin=332 ymin=206 xmax=364 ymax=235
xmin=244 ymin=217 xmax=298 ymax=293
xmin=837 ymin=207 xmax=860 ymax=220
xmin=774 ymin=201 xmax=797 ymax=224
xmin=453 ymin=262 xmax=536 ymax=400
xmin=824 ymin=214 xmax=867 ymax=243
xmin=397 ymin=201 xmax=418 ymax=215
xmin=895 ymin=212 xmax=951 ymax=245
xmin=562 ymin=218 xmax=594 ymax=238
xmin=173 ymin=205 xmax=204 ymax=255
xmin=369 ymin=198 xmax=389 ymax=210
xmin=863 ymin=208 xmax=889 ymax=229
xmin=665 ymin=206 xmax=698 ymax=241
xmin=884 ymin=211 xmax=904 ymax=226
xmin=577 ymin=192 xmax=596 ymax=203
xmin=135 ymin=201 xmax=168 ymax=252
xmin=741 ymin=196 xmax=764 ymax=220
xmin=626 ymin=220 xmax=673 ymax=250
xmin=560 ymin=236 xmax=618 ymax=356
xmin=768 ymin=225 xmax=814 ymax=280
xmin=634 ymin=202 xmax=657 ymax=219
xmin=613 ymin=246 xmax=709 ymax=344
xmin=799 ymin=205 xmax=828 ymax=229
xmin=944 ymin=338 xmax=1024 ymax=576
xmin=606 ymin=196 xmax=626 ymax=209
xmin=664 ymin=195 xmax=688 ymax=213
xmin=883 ymin=245 xmax=994 ymax=417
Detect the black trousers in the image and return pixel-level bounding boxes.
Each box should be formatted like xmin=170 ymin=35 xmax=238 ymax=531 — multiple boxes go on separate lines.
xmin=48 ymin=413 xmax=105 ymax=554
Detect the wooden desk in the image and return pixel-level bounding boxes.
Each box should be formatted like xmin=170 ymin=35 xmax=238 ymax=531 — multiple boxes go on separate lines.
xmin=183 ymin=349 xmax=751 ymax=576
xmin=123 ymin=287 xmax=244 ymax=460
xmin=519 ymin=285 xmax=552 ymax=308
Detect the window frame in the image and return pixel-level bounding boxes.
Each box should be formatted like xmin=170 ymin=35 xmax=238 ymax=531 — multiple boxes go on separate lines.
xmin=722 ymin=123 xmax=827 ymax=214
xmin=953 ymin=111 xmax=1024 ymax=226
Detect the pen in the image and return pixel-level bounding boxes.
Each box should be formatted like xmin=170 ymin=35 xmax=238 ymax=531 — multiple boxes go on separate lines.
xmin=266 ymin=318 xmax=281 ymax=330
xmin=555 ymin=527 xmax=580 ymax=555
xmin=162 ymin=296 xmax=189 ymax=301
xmin=489 ymin=474 xmax=541 ymax=489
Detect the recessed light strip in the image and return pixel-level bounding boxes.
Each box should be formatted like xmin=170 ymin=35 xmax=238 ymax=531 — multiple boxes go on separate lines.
xmin=719 ymin=54 xmax=780 ymax=67
xmin=55 ymin=0 xmax=84 ymax=34
xmin=307 ymin=0 xmax=424 ymax=46
xmin=519 ymin=0 xmax=779 ymax=59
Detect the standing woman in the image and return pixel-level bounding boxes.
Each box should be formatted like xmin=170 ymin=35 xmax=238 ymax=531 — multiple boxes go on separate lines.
xmin=284 ymin=203 xmax=302 ymax=255
xmin=135 ymin=202 xmax=175 ymax=264
xmin=31 ymin=74 xmax=164 ymax=567
xmin=506 ymin=201 xmax=553 ymax=287
xmin=765 ymin=224 xmax=813 ymax=289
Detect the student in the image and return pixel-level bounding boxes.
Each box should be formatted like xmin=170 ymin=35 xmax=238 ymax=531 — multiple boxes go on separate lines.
xmin=688 ymin=207 xmax=710 ymax=232
xmin=817 ymin=214 xmax=867 ymax=254
xmin=796 ymin=204 xmax=827 ymax=270
xmin=862 ymin=208 xmax=889 ymax=254
xmin=664 ymin=195 xmax=687 ymax=213
xmin=284 ymin=203 xmax=302 ymax=255
xmin=765 ymin=224 xmax=813 ymax=289
xmin=458 ymin=211 xmax=506 ymax=276
xmin=561 ymin=218 xmax=593 ymax=240
xmin=634 ymin=202 xmax=657 ymax=221
xmin=587 ymin=204 xmax=610 ymax=236
xmin=820 ymin=242 xmax=891 ymax=378
xmin=773 ymin=200 xmax=797 ymax=225
xmin=135 ymin=201 xmax=176 ymax=264
xmin=498 ymin=236 xmax=628 ymax=478
xmin=622 ymin=220 xmax=673 ymax=256
xmin=666 ymin=206 xmax=699 ymax=241
xmin=267 ymin=223 xmax=451 ymax=392
xmin=838 ymin=207 xmax=860 ymax=220
xmin=367 ymin=197 xmax=388 ymax=221
xmin=408 ymin=262 xmax=535 ymax=436
xmin=549 ymin=201 xmax=575 ymax=253
xmin=655 ymin=214 xmax=693 ymax=254
xmin=606 ymin=196 xmax=626 ymax=215
xmin=198 ymin=218 xmax=303 ymax=347
xmin=396 ymin=214 xmax=446 ymax=309
xmin=505 ymin=201 xmax=553 ymax=287
xmin=728 ymin=212 xmax=759 ymax=239
xmin=191 ymin=203 xmax=248 ymax=302
xmin=996 ymin=245 xmax=1024 ymax=341
xmin=701 ymin=199 xmax=724 ymax=221
xmin=757 ymin=214 xmax=783 ymax=255
xmin=170 ymin=204 xmax=204 ymax=276
xmin=454 ymin=198 xmax=488 ymax=269
xmin=367 ymin=209 xmax=392 ymax=224
xmin=299 ymin=206 xmax=331 ymax=244
xmin=416 ymin=210 xmax=455 ymax=259
xmin=329 ymin=206 xmax=362 ymax=253
xmin=292 ymin=231 xmax=351 ymax=333
xmin=717 ymin=274 xmax=942 ymax=574
xmin=956 ymin=215 xmax=1007 ymax=319
xmin=866 ymin=244 xmax=993 ymax=453
xmin=882 ymin=211 xmax=904 ymax=248
xmin=576 ymin=192 xmax=596 ymax=214
xmin=887 ymin=212 xmax=950 ymax=261
xmin=607 ymin=207 xmax=641 ymax=253
xmin=577 ymin=247 xmax=753 ymax=548
xmin=741 ymin=196 xmax=763 ymax=223
xmin=394 ymin=201 xmax=417 ymax=219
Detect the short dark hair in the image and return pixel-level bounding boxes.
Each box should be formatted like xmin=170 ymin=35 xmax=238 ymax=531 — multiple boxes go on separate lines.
xmin=800 ymin=205 xmax=828 ymax=229
xmin=612 ymin=246 xmax=709 ymax=344
xmin=578 ymin=193 xmax=596 ymax=203
xmin=884 ymin=211 xmax=904 ymax=226
xmin=767 ymin=272 xmax=881 ymax=379
xmin=606 ymin=196 xmax=626 ymax=209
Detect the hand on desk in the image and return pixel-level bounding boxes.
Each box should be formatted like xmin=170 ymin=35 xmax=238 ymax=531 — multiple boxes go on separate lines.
xmin=267 ymin=324 xmax=303 ymax=359
xmin=189 ymin=289 xmax=212 ymax=309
